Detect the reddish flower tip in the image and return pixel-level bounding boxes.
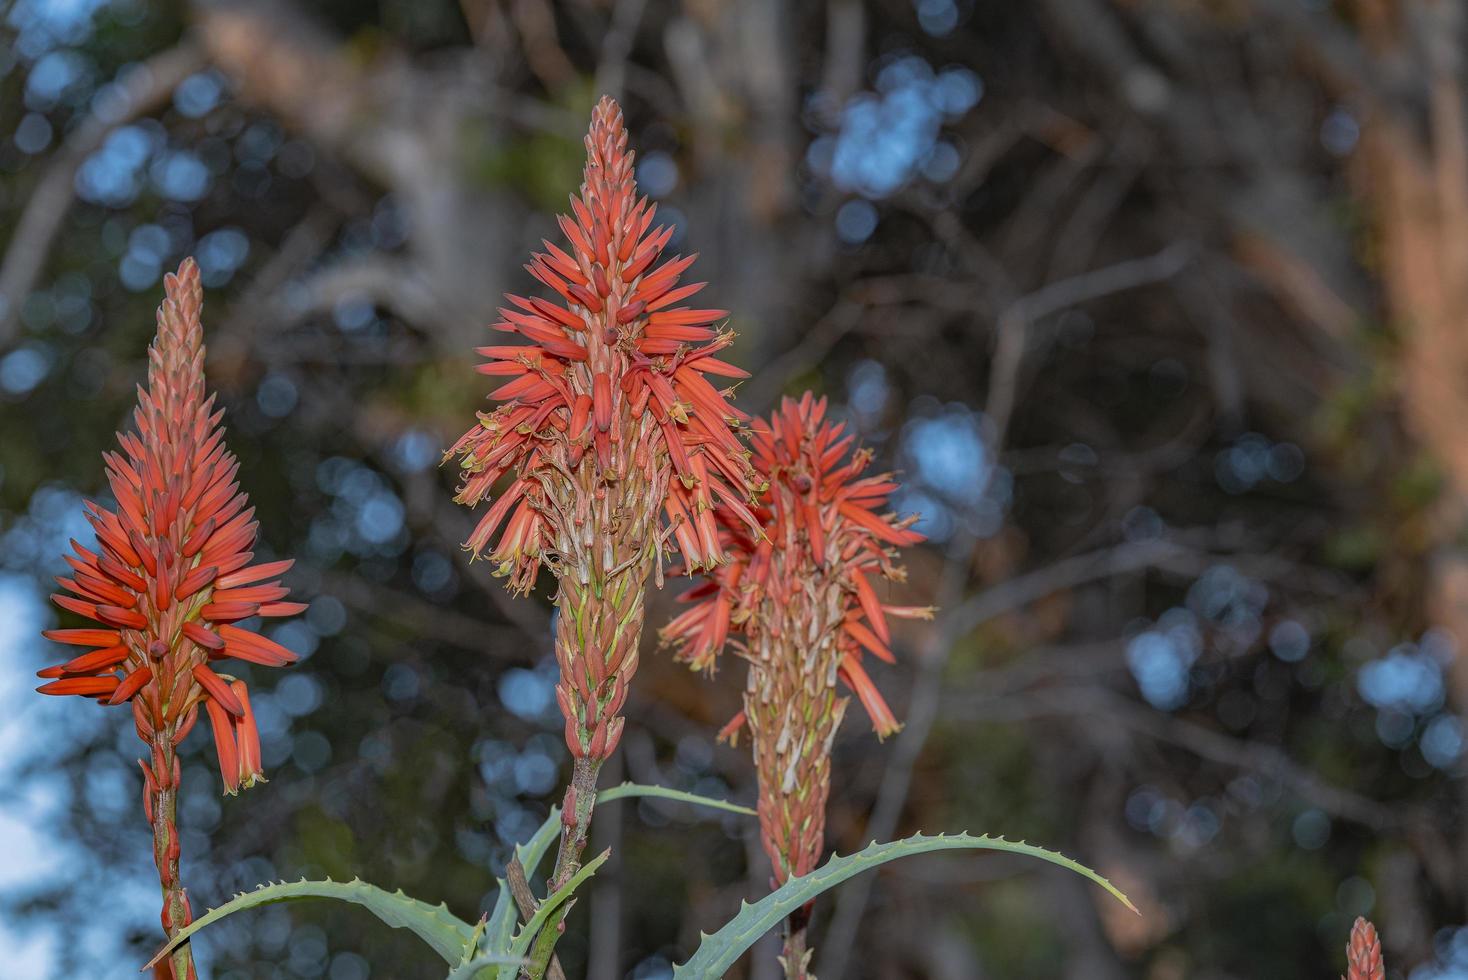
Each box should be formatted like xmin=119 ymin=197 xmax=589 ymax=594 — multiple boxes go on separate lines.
xmin=717 ymin=710 xmax=747 ymax=746
xmin=38 ymin=257 xmax=304 ymax=794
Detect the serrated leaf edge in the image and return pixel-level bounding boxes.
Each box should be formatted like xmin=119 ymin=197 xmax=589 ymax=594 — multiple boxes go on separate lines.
xmin=142 ymin=877 xmax=476 ymax=971
xmin=507 ymin=848 xmax=611 ymax=958
xmin=672 ymin=831 xmax=1137 ymax=978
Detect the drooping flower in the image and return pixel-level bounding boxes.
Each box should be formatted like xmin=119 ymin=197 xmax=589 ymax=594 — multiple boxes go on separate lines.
xmin=36 ymin=259 xmax=305 ymax=975
xmin=446 ymin=96 xmax=762 ymax=769
xmin=664 ymin=391 xmax=928 ymax=750
xmin=661 ymin=391 xmax=927 ymax=977
xmin=1343 ymin=917 xmax=1384 ymax=980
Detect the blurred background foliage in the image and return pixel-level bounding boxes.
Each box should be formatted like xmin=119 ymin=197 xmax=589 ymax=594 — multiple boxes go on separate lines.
xmin=3 ymin=0 xmax=1468 ymax=977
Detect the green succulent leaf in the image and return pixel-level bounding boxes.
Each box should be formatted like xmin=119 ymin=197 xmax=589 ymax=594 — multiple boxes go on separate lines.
xmin=673 ymin=832 xmax=1138 ymax=978
xmin=483 ymin=879 xmax=518 ymax=962
xmin=484 ymin=809 xmax=566 ymax=956
xmin=490 ymin=781 xmax=754 ymax=952
xmin=513 ymin=782 xmax=754 ymax=890
xmin=442 ymin=952 xmax=526 ymax=980
xmin=455 ymin=913 xmax=490 ymax=969
xmin=594 ymin=781 xmax=756 ymax=817
xmin=516 ymin=800 xmax=568 ymax=882
xmin=142 ymin=877 xmax=477 ymax=971
xmin=141 ymin=784 xmax=754 ymax=976
xmin=508 ymin=848 xmax=611 ymax=959
xmin=483 ymin=783 xmax=755 ymax=978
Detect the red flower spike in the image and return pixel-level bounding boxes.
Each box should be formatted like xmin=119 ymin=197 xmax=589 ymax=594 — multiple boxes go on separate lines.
xmin=35 ymin=259 xmax=307 ymax=977
xmin=446 ymin=97 xmax=762 ymax=771
xmin=57 ymin=643 xmax=131 ymax=675
xmin=661 ymin=392 xmax=930 ymax=897
xmin=181 ymin=622 xmax=225 ymax=651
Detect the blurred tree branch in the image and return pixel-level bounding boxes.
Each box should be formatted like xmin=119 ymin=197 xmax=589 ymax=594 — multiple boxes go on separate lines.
xmin=0 ymin=39 xmax=206 ymax=347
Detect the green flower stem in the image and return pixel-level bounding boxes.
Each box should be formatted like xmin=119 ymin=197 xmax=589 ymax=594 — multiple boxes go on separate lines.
xmin=522 ymin=756 xmax=602 ymax=980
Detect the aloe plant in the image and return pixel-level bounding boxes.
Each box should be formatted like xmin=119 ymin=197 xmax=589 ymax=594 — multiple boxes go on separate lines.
xmin=145 ymin=792 xmax=1131 ymax=980
xmin=143 ymin=783 xmax=752 ymax=973
xmin=30 ymin=95 xmax=1143 ymax=980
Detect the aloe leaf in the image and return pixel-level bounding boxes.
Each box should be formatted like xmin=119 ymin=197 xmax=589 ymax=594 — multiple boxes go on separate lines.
xmin=673 ymin=832 xmax=1138 ymax=978
xmin=443 ymin=952 xmax=526 ymax=980
xmin=509 ymin=848 xmax=611 ymax=958
xmin=516 ymin=801 xmax=567 ymax=882
xmin=458 ymin=913 xmax=490 ymax=966
xmin=593 ymin=782 xmax=756 ymax=817
xmin=512 ymin=782 xmax=756 ymax=895
xmin=484 ymin=797 xmax=568 ymax=956
xmin=483 ymin=879 xmax=518 ymax=960
xmin=481 ymin=782 xmax=755 ymax=976
xmin=142 ymin=877 xmax=476 ymax=971
xmin=490 ymin=782 xmax=752 ymax=950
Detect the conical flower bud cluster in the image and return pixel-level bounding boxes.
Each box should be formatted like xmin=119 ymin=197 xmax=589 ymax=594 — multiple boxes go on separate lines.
xmin=1343 ymin=917 xmax=1384 ymax=980
xmin=37 ymin=259 xmax=305 ymax=976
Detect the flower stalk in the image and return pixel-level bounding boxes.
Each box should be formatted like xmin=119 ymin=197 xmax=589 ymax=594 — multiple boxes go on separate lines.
xmin=36 ymin=259 xmax=305 ymax=977
xmin=662 ymin=392 xmax=928 ymax=979
xmin=149 ymin=733 xmax=191 ymax=980
xmin=446 ymin=96 xmax=760 ymax=976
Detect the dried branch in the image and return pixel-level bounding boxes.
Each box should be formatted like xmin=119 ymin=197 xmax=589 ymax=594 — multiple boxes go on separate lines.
xmin=741 ymin=299 xmax=864 ymax=413
xmin=0 ymin=39 xmax=207 ymax=349
xmin=507 ymin=857 xmax=567 ymax=980
xmin=593 ymin=0 xmax=649 ymax=102
xmin=818 ymin=535 xmax=1192 ymax=977
xmin=987 ymin=241 xmax=1194 ymax=445
xmin=986 ymin=685 xmax=1408 ymax=832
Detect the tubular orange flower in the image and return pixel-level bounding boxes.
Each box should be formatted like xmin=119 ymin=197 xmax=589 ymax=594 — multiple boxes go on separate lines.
xmin=661 ymin=391 xmax=927 ymax=979
xmin=36 ymin=259 xmax=304 ymax=978
xmin=1343 ymin=916 xmax=1384 ymax=980
xmin=446 ymin=97 xmax=762 ymax=968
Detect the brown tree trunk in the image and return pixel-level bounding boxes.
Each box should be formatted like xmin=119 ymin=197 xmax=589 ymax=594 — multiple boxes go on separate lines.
xmin=1356 ymin=1 xmax=1468 ymax=917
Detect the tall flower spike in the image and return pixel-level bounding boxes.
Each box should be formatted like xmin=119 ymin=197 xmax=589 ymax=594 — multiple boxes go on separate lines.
xmin=37 ymin=259 xmax=305 ymax=979
xmin=1343 ymin=917 xmax=1385 ymax=980
xmin=446 ymin=96 xmax=762 ymax=968
xmin=660 ymin=391 xmax=928 ymax=980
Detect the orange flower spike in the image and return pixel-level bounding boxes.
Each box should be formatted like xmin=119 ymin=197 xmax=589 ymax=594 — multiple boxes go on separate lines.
xmin=35 ymin=259 xmax=306 ymax=978
xmin=660 ymin=391 xmax=926 ymax=978
xmin=446 ymin=98 xmax=763 ymax=930
xmin=447 ymin=100 xmax=760 ymax=736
